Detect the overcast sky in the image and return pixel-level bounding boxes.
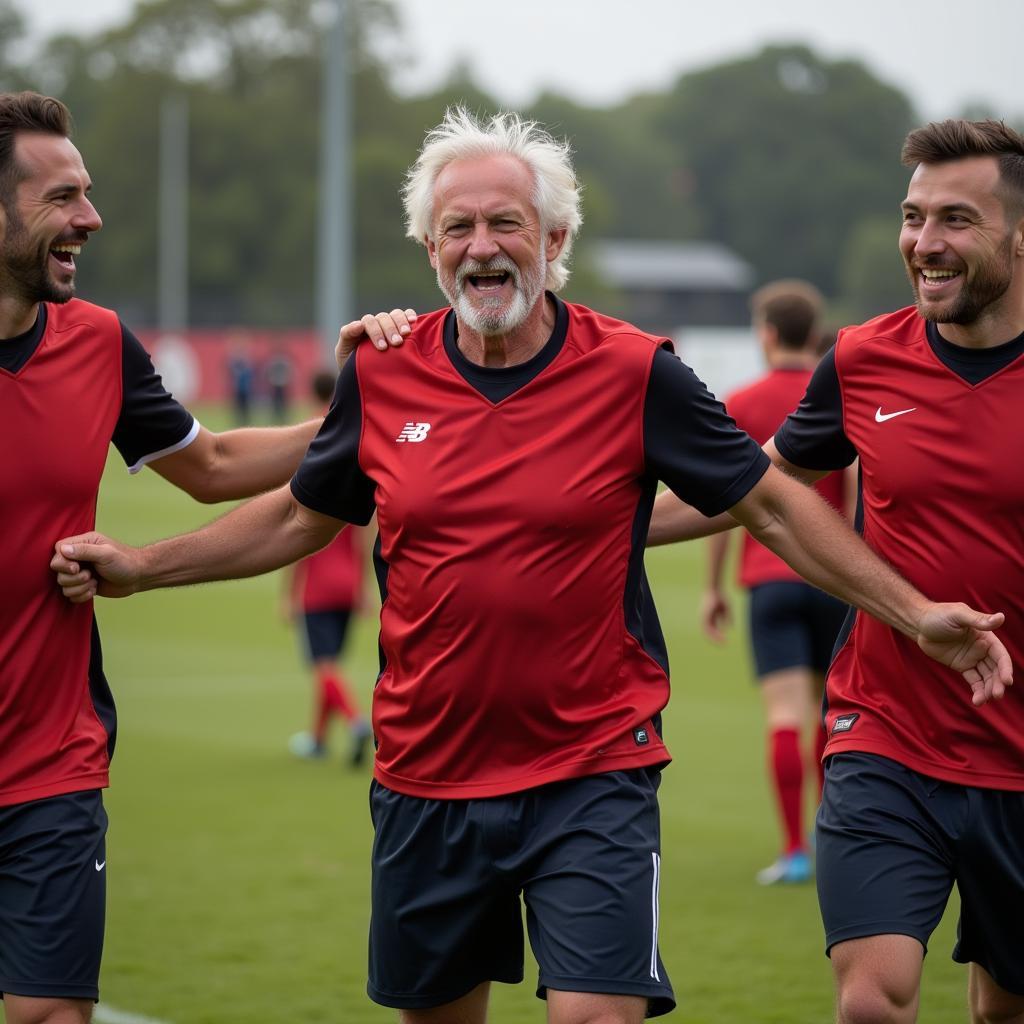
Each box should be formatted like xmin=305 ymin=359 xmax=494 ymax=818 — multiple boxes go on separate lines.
xmin=12 ymin=0 xmax=1024 ymax=122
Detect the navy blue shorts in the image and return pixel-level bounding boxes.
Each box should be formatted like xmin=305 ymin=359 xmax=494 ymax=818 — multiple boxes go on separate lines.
xmin=817 ymin=753 xmax=1024 ymax=995
xmin=0 ymin=790 xmax=107 ymax=1000
xmin=367 ymin=768 xmax=675 ymax=1016
xmin=747 ymin=580 xmax=847 ymax=678
xmin=301 ymin=609 xmax=352 ymax=662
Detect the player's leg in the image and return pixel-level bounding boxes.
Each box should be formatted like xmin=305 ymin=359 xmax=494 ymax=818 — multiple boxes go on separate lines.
xmin=830 ymin=935 xmax=923 ymax=1024
xmin=818 ymin=754 xmax=956 ymax=1024
xmin=748 ymin=583 xmax=817 ymax=883
xmin=367 ymin=783 xmax=524 ymax=1018
xmin=546 ymin=990 xmax=646 ymax=1024
xmin=3 ymin=995 xmax=94 ymax=1024
xmin=522 ymin=769 xmax=675 ymax=1021
xmin=0 ymin=793 xmax=107 ymax=1024
xmin=968 ymin=965 xmax=1024 ymax=1024
xmin=398 ymin=982 xmax=491 ymax=1024
xmin=955 ymin=787 xmax=1024 ymax=1024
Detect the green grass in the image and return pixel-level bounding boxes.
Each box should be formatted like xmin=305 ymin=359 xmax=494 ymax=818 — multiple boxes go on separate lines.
xmin=46 ymin=404 xmax=965 ymax=1022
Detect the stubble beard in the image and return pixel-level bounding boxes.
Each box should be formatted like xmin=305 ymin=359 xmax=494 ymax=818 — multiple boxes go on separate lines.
xmin=1 ymin=206 xmax=76 ymax=305
xmin=907 ymin=233 xmax=1014 ymax=326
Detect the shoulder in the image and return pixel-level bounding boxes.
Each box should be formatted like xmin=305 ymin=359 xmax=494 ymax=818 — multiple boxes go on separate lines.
xmin=835 ymin=306 xmax=924 ymax=367
xmin=45 ymin=298 xmax=121 ymax=335
xmin=354 ymin=306 xmax=450 ymax=377
xmin=563 ymin=301 xmax=672 ymax=360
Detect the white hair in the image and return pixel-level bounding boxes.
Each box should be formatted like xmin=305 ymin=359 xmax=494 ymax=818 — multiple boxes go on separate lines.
xmin=402 ymin=106 xmax=583 ymax=292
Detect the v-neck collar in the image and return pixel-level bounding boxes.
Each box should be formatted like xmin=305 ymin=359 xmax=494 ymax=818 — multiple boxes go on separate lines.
xmin=0 ymin=305 xmax=47 ymax=377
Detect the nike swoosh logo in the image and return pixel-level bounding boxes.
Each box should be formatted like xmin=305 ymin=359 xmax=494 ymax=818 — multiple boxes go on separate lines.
xmin=875 ymin=406 xmax=916 ymax=423
xmin=95 ymin=859 xmax=106 ymax=871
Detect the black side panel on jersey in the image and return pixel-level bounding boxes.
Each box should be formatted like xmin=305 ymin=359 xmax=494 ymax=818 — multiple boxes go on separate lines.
xmin=774 ymin=348 xmax=858 ymax=471
xmin=87 ymin=617 xmax=117 ymax=761
xmin=644 ymin=348 xmax=770 ymax=517
xmin=111 ymin=324 xmax=196 ymax=466
xmin=290 ymin=359 xmax=377 ymax=525
xmin=624 ymin=476 xmax=669 ymax=678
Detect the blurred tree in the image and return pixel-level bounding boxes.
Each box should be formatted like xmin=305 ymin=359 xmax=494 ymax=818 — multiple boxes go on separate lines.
xmin=653 ymin=44 xmax=917 ymax=295
xmin=0 ymin=0 xmax=29 ymax=91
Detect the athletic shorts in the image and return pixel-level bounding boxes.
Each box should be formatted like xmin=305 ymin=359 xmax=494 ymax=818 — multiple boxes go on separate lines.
xmin=300 ymin=609 xmax=352 ymax=662
xmin=367 ymin=768 xmax=675 ymax=1017
xmin=747 ymin=580 xmax=847 ymax=678
xmin=0 ymin=790 xmax=107 ymax=1000
xmin=817 ymin=752 xmax=1024 ymax=995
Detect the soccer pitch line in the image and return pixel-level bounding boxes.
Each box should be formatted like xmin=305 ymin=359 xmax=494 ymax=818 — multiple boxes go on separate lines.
xmin=95 ymin=1005 xmax=173 ymax=1024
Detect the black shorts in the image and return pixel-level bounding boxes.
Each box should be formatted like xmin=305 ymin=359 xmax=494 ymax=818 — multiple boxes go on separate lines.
xmin=300 ymin=609 xmax=352 ymax=662
xmin=817 ymin=752 xmax=1024 ymax=995
xmin=747 ymin=581 xmax=847 ymax=678
xmin=0 ymin=790 xmax=107 ymax=1000
xmin=367 ymin=769 xmax=675 ymax=1016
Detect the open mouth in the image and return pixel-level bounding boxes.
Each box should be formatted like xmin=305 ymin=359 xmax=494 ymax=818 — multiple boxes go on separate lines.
xmin=918 ymin=266 xmax=961 ymax=291
xmin=50 ymin=243 xmax=82 ymax=271
xmin=466 ymin=271 xmax=510 ymax=291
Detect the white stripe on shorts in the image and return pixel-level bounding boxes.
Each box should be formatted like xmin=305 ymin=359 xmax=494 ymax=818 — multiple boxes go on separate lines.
xmin=650 ymin=850 xmax=661 ymax=981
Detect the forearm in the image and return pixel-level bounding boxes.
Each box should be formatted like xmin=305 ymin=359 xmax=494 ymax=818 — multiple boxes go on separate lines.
xmin=136 ymin=487 xmax=335 ymax=592
xmin=647 ymin=489 xmax=737 ymax=546
xmin=202 ymin=420 xmax=320 ymax=501
xmin=731 ymin=471 xmax=927 ymax=638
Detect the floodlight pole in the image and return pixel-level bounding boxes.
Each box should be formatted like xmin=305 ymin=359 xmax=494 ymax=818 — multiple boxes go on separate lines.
xmin=158 ymin=92 xmax=189 ymax=331
xmin=317 ymin=0 xmax=354 ymax=363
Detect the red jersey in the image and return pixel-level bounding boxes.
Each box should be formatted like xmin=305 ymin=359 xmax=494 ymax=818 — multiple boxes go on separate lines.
xmin=298 ymin=527 xmax=363 ymax=612
xmin=0 ymin=300 xmax=194 ymax=806
xmin=776 ymin=307 xmax=1024 ymax=789
xmin=293 ymin=298 xmax=769 ymax=798
xmin=725 ymin=368 xmax=846 ymax=588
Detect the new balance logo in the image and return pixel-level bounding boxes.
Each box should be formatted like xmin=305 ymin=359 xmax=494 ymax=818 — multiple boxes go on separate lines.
xmin=395 ymin=422 xmax=431 ymax=443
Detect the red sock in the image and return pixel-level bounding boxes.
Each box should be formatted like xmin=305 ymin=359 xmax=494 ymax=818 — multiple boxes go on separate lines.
xmin=813 ymin=722 xmax=827 ymax=798
xmin=316 ymin=668 xmax=360 ymax=723
xmin=769 ymin=727 xmax=804 ymax=854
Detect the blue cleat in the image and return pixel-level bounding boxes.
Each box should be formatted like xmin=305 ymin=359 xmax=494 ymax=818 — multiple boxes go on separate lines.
xmin=756 ymin=850 xmax=813 ymax=886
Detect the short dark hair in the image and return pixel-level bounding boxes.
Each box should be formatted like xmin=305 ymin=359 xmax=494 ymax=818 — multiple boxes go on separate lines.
xmin=311 ymin=369 xmax=337 ymax=404
xmin=0 ymin=91 xmax=72 ymax=209
xmin=750 ymin=279 xmax=823 ymax=351
xmin=901 ymin=118 xmax=1024 ymax=222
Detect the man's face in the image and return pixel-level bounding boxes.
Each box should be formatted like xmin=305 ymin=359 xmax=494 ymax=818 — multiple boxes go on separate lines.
xmin=426 ymin=154 xmax=564 ymax=336
xmin=0 ymin=132 xmax=102 ymax=306
xmin=899 ymin=155 xmax=1021 ymax=326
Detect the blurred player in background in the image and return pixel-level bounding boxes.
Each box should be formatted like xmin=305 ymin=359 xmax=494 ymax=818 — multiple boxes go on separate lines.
xmin=699 ymin=281 xmax=848 ymax=885
xmin=286 ymin=369 xmax=372 ymax=766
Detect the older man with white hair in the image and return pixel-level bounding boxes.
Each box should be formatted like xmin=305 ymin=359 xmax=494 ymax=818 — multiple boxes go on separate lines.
xmin=52 ymin=108 xmax=1011 ymax=1024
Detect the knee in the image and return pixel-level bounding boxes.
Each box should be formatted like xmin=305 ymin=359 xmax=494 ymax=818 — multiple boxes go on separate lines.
xmin=837 ymin=980 xmax=916 ymax=1024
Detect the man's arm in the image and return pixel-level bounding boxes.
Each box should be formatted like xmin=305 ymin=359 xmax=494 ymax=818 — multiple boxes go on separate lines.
xmin=700 ymin=531 xmax=734 ymax=644
xmin=51 ymin=486 xmax=341 ymax=601
xmin=728 ymin=463 xmax=1012 ymax=705
xmin=148 ymin=421 xmax=321 ymax=504
xmin=648 ymin=439 xmax=825 ymax=546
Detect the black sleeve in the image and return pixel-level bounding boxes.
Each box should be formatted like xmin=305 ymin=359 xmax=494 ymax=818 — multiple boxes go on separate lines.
xmin=644 ymin=347 xmax=770 ymax=517
xmin=112 ymin=325 xmax=197 ymax=471
xmin=290 ymin=358 xmax=377 ymax=525
xmin=773 ymin=347 xmax=858 ymax=471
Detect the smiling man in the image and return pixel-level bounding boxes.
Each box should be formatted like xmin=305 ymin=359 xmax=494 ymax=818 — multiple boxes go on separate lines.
xmin=50 ymin=109 xmax=1014 ymax=1024
xmin=0 ymin=91 xmax=335 ymax=1024
xmin=650 ymin=119 xmax=1024 ymax=1024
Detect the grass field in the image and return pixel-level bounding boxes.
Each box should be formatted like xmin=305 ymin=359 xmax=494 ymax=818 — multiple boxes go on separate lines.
xmin=46 ymin=404 xmax=966 ymax=1024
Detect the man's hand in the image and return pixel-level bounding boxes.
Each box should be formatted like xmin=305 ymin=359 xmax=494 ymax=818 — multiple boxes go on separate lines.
xmin=700 ymin=588 xmax=731 ymax=644
xmin=916 ymin=605 xmax=1013 ymax=705
xmin=50 ymin=534 xmax=142 ymax=602
xmin=336 ymin=308 xmax=418 ymax=366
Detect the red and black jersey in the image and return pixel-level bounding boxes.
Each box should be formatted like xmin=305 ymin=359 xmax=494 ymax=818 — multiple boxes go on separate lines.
xmin=292 ymin=296 xmax=769 ymax=798
xmin=298 ymin=527 xmax=363 ymax=613
xmin=0 ymin=300 xmax=195 ymax=806
xmin=776 ymin=306 xmax=1024 ymax=790
xmin=724 ymin=368 xmax=846 ymax=589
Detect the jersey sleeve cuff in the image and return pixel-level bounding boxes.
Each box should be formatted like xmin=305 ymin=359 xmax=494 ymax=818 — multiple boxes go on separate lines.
xmin=125 ymin=418 xmax=200 ymax=474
